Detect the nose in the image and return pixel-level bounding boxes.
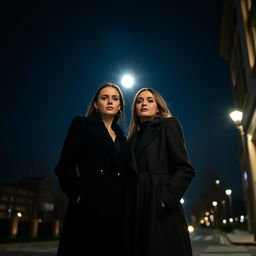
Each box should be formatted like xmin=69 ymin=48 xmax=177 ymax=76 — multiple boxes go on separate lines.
xmin=142 ymin=101 xmax=147 ymax=106
xmin=108 ymin=98 xmax=113 ymax=104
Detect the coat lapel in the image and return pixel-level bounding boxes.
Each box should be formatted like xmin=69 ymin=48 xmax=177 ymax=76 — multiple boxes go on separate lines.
xmin=128 ymin=119 xmax=161 ymax=173
xmin=86 ymin=113 xmax=124 ymax=162
xmin=135 ymin=125 xmax=160 ymax=158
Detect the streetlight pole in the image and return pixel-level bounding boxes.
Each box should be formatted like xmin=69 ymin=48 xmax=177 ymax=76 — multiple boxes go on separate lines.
xmin=212 ymin=201 xmax=219 ymax=229
xmin=229 ymin=110 xmax=256 ymax=240
xmin=225 ymin=189 xmax=234 ymax=229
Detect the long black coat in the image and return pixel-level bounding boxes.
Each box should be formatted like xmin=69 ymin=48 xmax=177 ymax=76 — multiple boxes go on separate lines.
xmin=124 ymin=117 xmax=195 ymax=256
xmin=55 ymin=112 xmax=127 ymax=256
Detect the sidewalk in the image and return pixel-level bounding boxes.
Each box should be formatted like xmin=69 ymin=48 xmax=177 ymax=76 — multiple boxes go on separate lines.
xmin=226 ymin=229 xmax=256 ymax=245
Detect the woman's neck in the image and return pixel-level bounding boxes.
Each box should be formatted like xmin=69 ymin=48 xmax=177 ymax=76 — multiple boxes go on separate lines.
xmin=101 ymin=115 xmax=114 ymax=130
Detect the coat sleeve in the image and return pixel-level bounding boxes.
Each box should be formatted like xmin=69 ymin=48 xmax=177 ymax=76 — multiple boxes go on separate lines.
xmin=55 ymin=116 xmax=84 ymax=201
xmin=161 ymin=117 xmax=195 ymax=210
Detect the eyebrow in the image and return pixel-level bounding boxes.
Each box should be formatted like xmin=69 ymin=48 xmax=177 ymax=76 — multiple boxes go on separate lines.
xmin=137 ymin=96 xmax=154 ymax=99
xmin=100 ymin=94 xmax=119 ymax=97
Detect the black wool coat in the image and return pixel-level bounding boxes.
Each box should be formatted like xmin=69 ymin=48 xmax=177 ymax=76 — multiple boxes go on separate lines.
xmin=55 ymin=112 xmax=127 ymax=256
xmin=124 ymin=117 xmax=195 ymax=256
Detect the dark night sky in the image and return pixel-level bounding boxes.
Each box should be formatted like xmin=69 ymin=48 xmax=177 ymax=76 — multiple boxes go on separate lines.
xmin=1 ymin=1 xmax=243 ymax=216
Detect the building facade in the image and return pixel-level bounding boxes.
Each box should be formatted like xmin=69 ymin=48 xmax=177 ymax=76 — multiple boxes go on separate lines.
xmin=220 ymin=0 xmax=256 ymax=239
xmin=0 ymin=176 xmax=68 ymax=239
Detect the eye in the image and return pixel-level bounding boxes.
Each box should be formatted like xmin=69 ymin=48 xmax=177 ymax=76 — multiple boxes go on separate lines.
xmin=136 ymin=99 xmax=143 ymax=104
xmin=112 ymin=96 xmax=119 ymax=101
xmin=148 ymin=99 xmax=154 ymax=103
xmin=100 ymin=96 xmax=107 ymax=100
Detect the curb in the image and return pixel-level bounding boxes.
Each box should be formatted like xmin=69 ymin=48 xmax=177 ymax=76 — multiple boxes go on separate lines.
xmin=0 ymin=240 xmax=58 ymax=249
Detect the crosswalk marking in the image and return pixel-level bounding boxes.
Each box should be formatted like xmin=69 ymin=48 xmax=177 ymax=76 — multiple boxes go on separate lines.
xmin=218 ymin=234 xmax=230 ymax=245
xmin=192 ymin=235 xmax=214 ymax=241
xmin=193 ymin=235 xmax=203 ymax=241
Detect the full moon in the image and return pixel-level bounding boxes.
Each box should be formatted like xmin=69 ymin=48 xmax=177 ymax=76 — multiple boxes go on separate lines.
xmin=121 ymin=75 xmax=134 ymax=88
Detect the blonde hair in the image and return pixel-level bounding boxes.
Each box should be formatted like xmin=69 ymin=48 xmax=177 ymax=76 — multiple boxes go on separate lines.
xmin=128 ymin=88 xmax=172 ymax=140
xmin=86 ymin=82 xmax=125 ymax=121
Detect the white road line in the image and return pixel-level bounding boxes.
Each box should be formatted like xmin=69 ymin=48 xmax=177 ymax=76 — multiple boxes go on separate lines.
xmin=192 ymin=235 xmax=203 ymax=240
xmin=204 ymin=235 xmax=213 ymax=241
xmin=218 ymin=234 xmax=231 ymax=245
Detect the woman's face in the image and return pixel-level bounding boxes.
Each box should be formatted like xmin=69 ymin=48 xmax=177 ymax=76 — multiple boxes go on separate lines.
xmin=135 ymin=90 xmax=158 ymax=122
xmin=94 ymin=87 xmax=121 ymax=117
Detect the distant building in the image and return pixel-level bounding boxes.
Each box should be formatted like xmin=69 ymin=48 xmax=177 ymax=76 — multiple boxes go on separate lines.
xmin=220 ymin=0 xmax=256 ymax=239
xmin=0 ymin=176 xmax=68 ymax=238
xmin=0 ymin=183 xmax=34 ymax=220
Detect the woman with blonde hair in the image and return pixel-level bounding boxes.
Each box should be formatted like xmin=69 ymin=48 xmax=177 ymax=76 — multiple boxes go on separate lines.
xmin=124 ymin=88 xmax=195 ymax=256
xmin=55 ymin=82 xmax=127 ymax=256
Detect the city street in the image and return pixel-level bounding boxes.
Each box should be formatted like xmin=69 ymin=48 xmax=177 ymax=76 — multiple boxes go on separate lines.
xmin=192 ymin=228 xmax=256 ymax=256
xmin=0 ymin=228 xmax=256 ymax=256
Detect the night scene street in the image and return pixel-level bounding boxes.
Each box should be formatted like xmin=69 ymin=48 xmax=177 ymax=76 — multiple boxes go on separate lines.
xmin=1 ymin=0 xmax=256 ymax=255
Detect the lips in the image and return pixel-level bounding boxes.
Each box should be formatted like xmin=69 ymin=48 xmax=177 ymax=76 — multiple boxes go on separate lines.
xmin=141 ymin=108 xmax=149 ymax=112
xmin=106 ymin=107 xmax=114 ymax=110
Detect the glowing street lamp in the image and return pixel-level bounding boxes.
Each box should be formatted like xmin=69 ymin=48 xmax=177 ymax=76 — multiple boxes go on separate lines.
xmin=229 ymin=110 xmax=243 ymax=125
xmin=212 ymin=201 xmax=218 ymax=207
xmin=212 ymin=201 xmax=219 ymax=228
xmin=215 ymin=179 xmax=220 ymax=185
xmin=225 ymin=189 xmax=234 ymax=227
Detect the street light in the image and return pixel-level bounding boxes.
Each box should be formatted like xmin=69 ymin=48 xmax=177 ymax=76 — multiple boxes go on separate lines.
xmin=212 ymin=201 xmax=219 ymax=228
xmin=215 ymin=180 xmax=220 ymax=185
xmin=225 ymin=189 xmax=234 ymax=228
xmin=212 ymin=201 xmax=217 ymax=207
xmin=225 ymin=189 xmax=232 ymax=196
xmin=230 ymin=111 xmax=256 ymax=241
xmin=229 ymin=110 xmax=243 ymax=126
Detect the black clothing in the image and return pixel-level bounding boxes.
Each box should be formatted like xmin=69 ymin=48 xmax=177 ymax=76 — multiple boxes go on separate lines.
xmin=55 ymin=112 xmax=127 ymax=255
xmin=124 ymin=117 xmax=195 ymax=256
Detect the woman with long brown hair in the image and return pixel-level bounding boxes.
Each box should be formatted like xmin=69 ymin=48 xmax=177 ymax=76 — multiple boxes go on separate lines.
xmin=55 ymin=83 xmax=127 ymax=255
xmin=125 ymin=88 xmax=195 ymax=256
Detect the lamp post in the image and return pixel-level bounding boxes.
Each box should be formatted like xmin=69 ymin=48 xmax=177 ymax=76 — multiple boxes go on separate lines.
xmin=225 ymin=189 xmax=234 ymax=229
xmin=221 ymin=199 xmax=227 ymax=222
xmin=212 ymin=201 xmax=219 ymax=228
xmin=229 ymin=110 xmax=256 ymax=240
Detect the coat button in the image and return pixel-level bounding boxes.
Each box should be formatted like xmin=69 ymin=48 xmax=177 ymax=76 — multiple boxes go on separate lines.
xmin=100 ymin=169 xmax=104 ymax=175
xmin=116 ymin=172 xmax=120 ymax=176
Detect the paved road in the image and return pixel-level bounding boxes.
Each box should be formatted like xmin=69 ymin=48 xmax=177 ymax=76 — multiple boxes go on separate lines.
xmin=192 ymin=228 xmax=256 ymax=256
xmin=0 ymin=229 xmax=256 ymax=256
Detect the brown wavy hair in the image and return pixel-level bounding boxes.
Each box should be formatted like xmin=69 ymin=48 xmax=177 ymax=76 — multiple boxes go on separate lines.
xmin=128 ymin=88 xmax=172 ymax=139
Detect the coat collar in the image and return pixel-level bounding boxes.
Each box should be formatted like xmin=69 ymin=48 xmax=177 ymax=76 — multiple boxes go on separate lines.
xmin=86 ymin=112 xmax=126 ymax=162
xmin=128 ymin=118 xmax=162 ymax=173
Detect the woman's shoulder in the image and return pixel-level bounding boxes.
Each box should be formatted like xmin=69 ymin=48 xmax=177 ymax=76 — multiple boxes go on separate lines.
xmin=69 ymin=115 xmax=87 ymax=129
xmin=161 ymin=116 xmax=183 ymax=131
xmin=162 ymin=116 xmax=180 ymax=125
xmin=71 ymin=115 xmax=87 ymax=123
